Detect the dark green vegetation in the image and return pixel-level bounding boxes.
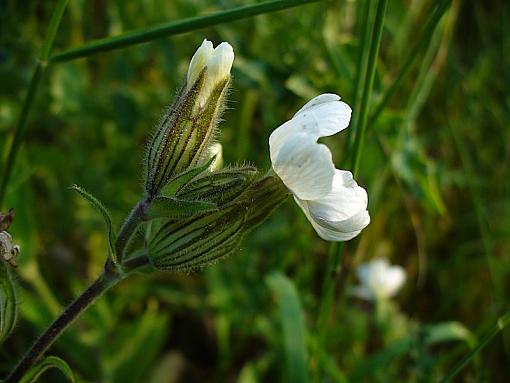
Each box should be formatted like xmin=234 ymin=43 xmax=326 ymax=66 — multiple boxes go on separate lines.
xmin=0 ymin=0 xmax=509 ymax=382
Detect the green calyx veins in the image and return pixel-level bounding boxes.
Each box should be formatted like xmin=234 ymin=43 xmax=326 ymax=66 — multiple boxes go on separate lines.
xmin=70 ymin=69 xmax=291 ymax=274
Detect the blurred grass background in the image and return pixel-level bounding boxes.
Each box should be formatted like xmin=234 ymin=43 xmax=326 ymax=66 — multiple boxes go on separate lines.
xmin=0 ymin=0 xmax=509 ymax=381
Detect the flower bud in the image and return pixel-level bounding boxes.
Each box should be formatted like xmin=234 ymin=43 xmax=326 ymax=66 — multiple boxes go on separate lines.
xmin=144 ymin=40 xmax=234 ymax=198
xmin=146 ymin=174 xmax=289 ymax=272
xmin=0 ymin=231 xmax=20 ymax=267
xmin=187 ymin=40 xmax=234 ymax=108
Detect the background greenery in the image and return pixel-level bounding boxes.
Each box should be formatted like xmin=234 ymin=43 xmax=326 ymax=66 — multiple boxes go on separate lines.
xmin=1 ymin=0 xmax=509 ymax=381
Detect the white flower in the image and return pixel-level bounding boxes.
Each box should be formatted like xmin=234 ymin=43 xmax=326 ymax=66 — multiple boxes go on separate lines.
xmin=186 ymin=39 xmax=234 ymax=107
xmin=351 ymin=258 xmax=406 ymax=300
xmin=269 ymin=93 xmax=370 ymax=241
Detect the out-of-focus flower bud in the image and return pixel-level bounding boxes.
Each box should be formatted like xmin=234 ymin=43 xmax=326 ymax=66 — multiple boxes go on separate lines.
xmin=350 ymin=258 xmax=406 ymax=301
xmin=144 ymin=40 xmax=234 ymax=198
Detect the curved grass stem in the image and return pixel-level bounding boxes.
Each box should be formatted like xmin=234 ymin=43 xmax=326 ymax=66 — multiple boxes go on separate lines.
xmin=0 ymin=0 xmax=69 ymax=208
xmin=50 ymin=0 xmax=328 ymax=63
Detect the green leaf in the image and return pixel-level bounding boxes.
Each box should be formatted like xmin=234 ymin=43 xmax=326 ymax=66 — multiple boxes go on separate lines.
xmin=439 ymin=309 xmax=510 ymax=383
xmin=102 ymin=305 xmax=169 ymax=383
xmin=160 ymin=155 xmax=216 ymax=196
xmin=145 ymin=196 xmax=217 ymax=220
xmin=71 ymin=185 xmax=117 ymax=262
xmin=266 ymin=272 xmax=310 ymax=383
xmin=391 ymin=140 xmax=446 ymax=214
xmin=424 ymin=322 xmax=476 ymax=348
xmin=19 ymin=356 xmax=75 ymax=383
xmin=0 ymin=262 xmax=18 ymax=343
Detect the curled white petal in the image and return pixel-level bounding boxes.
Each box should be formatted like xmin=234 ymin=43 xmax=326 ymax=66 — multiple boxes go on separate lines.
xmin=294 ymin=93 xmax=341 ymax=115
xmin=292 ymin=170 xmax=370 ymax=241
xmin=269 ymin=94 xmax=352 ymax=161
xmin=272 ymin=133 xmax=335 ymax=200
xmin=352 ymin=258 xmax=406 ymax=300
xmin=268 ymin=93 xmax=370 ymax=242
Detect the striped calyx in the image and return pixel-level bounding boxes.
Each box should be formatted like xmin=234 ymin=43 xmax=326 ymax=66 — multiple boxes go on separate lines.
xmin=144 ymin=73 xmax=229 ymax=197
xmin=146 ymin=174 xmax=289 ymax=272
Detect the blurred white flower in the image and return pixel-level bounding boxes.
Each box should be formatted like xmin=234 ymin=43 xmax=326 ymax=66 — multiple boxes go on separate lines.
xmin=187 ymin=39 xmax=234 ymax=107
xmin=269 ymin=93 xmax=370 ymax=241
xmin=351 ymin=258 xmax=406 ymax=300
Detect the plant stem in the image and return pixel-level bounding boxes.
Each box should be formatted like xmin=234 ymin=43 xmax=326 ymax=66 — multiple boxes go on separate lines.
xmin=367 ymin=0 xmax=451 ymax=128
xmin=3 ymin=269 xmax=124 ymax=383
xmin=440 ymin=308 xmax=510 ymax=383
xmin=316 ymin=243 xmax=343 ymax=332
xmin=0 ymin=0 xmax=69 ymax=209
xmin=50 ymin=0 xmax=328 ymax=63
xmin=347 ymin=0 xmax=373 ymax=153
xmin=349 ymin=0 xmax=388 ymax=176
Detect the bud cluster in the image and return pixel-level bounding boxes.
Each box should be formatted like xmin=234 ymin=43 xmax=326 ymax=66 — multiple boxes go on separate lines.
xmin=138 ymin=39 xmax=290 ymax=271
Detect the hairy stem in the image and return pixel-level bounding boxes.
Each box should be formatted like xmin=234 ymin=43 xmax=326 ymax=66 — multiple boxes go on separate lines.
xmin=3 ymin=268 xmax=124 ymax=383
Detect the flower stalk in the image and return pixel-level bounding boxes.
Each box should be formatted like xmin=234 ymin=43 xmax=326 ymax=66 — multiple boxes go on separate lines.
xmin=3 ymin=265 xmax=132 ymax=383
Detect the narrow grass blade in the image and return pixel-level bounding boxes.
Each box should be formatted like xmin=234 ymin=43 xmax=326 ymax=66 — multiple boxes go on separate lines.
xmin=0 ymin=0 xmax=69 ymax=208
xmin=267 ymin=272 xmax=310 ymax=383
xmin=347 ymin=0 xmax=374 ymax=152
xmin=349 ymin=0 xmax=388 ymax=176
xmin=368 ymin=0 xmax=452 ymax=127
xmin=439 ymin=309 xmax=510 ymax=383
xmin=50 ymin=0 xmax=329 ymax=63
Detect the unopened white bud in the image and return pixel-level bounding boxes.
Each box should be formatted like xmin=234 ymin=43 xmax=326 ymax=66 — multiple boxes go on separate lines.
xmin=186 ymin=39 xmax=234 ymax=107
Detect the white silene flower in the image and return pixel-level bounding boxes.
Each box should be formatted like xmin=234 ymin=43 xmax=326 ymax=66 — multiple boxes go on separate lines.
xmin=269 ymin=93 xmax=370 ymax=241
xmin=351 ymin=258 xmax=406 ymax=300
xmin=187 ymin=39 xmax=234 ymax=107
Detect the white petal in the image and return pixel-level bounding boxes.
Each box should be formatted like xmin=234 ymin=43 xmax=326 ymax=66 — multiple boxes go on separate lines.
xmin=269 ymin=94 xmax=352 ymax=161
xmin=354 ymin=258 xmax=406 ymax=300
xmin=382 ymin=266 xmax=406 ymax=298
xmin=294 ymin=197 xmax=365 ymax=241
xmin=269 ymin=119 xmax=296 ymax=164
xmin=307 ymin=170 xmax=368 ymax=222
xmin=207 ymin=42 xmax=234 ymax=85
xmin=294 ymin=93 xmax=341 ymax=115
xmin=291 ymin=169 xmax=370 ymax=241
xmin=292 ymin=97 xmax=352 ymax=138
xmin=187 ymin=39 xmax=214 ymax=87
xmin=273 ymin=133 xmax=335 ymax=200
